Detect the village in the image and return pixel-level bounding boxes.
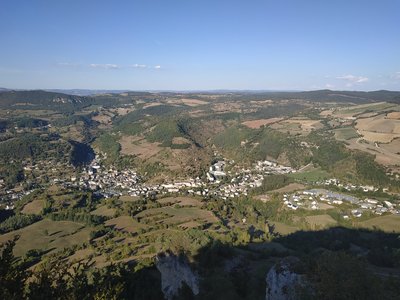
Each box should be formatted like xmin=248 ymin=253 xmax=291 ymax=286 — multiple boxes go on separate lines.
xmin=72 ymin=157 xmax=295 ymax=200
xmin=1 ymin=155 xmax=399 ymax=222
xmin=0 ymin=156 xmax=295 ymax=208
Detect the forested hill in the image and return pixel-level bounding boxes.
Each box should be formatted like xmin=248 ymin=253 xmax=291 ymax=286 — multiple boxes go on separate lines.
xmin=293 ymin=90 xmax=400 ymax=103
xmin=0 ymin=90 xmax=94 ymax=112
xmin=1 ymin=89 xmax=400 ymax=110
xmin=228 ymin=90 xmax=400 ymax=104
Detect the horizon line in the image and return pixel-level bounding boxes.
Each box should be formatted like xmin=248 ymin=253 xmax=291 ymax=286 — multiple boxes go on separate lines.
xmin=1 ymin=87 xmax=400 ymax=94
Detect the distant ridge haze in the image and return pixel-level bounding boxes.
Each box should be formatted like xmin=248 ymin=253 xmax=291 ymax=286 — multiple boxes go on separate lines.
xmin=0 ymin=88 xmax=399 ymax=97
xmin=0 ymin=89 xmax=400 ymax=106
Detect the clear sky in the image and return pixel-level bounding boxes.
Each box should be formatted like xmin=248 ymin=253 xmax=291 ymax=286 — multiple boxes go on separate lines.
xmin=0 ymin=0 xmax=399 ymax=91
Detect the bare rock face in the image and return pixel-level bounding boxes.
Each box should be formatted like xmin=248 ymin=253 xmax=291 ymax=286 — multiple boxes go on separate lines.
xmin=266 ymin=257 xmax=306 ymax=300
xmin=156 ymin=253 xmax=199 ymax=300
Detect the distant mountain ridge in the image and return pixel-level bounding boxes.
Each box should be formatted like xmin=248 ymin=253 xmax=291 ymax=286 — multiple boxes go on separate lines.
xmin=201 ymin=89 xmax=400 ymax=104
xmin=0 ymin=90 xmax=94 ymax=112
xmin=1 ymin=89 xmax=400 ymax=109
xmin=45 ymin=89 xmax=132 ymax=96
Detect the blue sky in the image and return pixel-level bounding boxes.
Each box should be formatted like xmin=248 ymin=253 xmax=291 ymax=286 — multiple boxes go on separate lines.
xmin=0 ymin=0 xmax=399 ymax=91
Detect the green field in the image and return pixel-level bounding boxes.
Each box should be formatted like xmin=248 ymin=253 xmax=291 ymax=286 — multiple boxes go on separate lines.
xmin=119 ymin=195 xmax=141 ymax=202
xmin=270 ymin=221 xmax=299 ymax=235
xmin=91 ymin=205 xmax=116 ymax=217
xmin=0 ymin=219 xmax=93 ymax=256
xmin=333 ymin=127 xmax=359 ymax=140
xmin=136 ymin=206 xmax=217 ymax=226
xmin=338 ymin=102 xmax=397 ymax=116
xmin=105 ymin=216 xmax=148 ymax=234
xmin=288 ymin=168 xmax=330 ymax=182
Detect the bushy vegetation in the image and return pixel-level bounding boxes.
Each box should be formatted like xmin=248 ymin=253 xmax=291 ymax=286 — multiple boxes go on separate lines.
xmin=213 ymin=126 xmax=252 ymax=150
xmin=0 ymin=162 xmax=24 ymax=187
xmin=310 ymin=134 xmax=395 ymax=186
xmin=353 ymin=152 xmax=390 ymax=185
xmin=95 ymin=133 xmax=121 ymax=161
xmin=303 ymin=251 xmax=389 ymax=300
xmin=15 ymin=117 xmax=48 ymax=128
xmin=0 ymin=239 xmax=163 ymax=300
xmin=69 ymin=140 xmax=95 ymax=166
xmin=52 ymin=114 xmax=96 ymax=127
xmin=254 ymin=174 xmax=293 ymax=193
xmin=248 ymin=103 xmax=305 ymax=119
xmin=213 ymin=126 xmax=310 ymax=168
xmin=0 ymin=133 xmax=71 ymax=163
xmin=0 ymin=133 xmax=73 ymax=186
xmin=117 ymin=122 xmax=144 ymax=136
xmin=115 ymin=104 xmax=183 ymax=128
xmin=48 ymin=209 xmax=104 ymax=226
xmin=312 ymin=138 xmax=349 ymax=169
xmin=0 ymin=119 xmax=8 ymax=132
xmin=0 ymin=214 xmax=41 ymax=233
xmin=146 ymin=118 xmax=184 ymax=147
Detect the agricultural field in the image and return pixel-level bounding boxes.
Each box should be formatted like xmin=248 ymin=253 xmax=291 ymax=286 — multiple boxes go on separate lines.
xmin=379 ymin=138 xmax=400 ymax=155
xmin=21 ymin=199 xmax=44 ymax=215
xmin=266 ymin=183 xmax=305 ymax=194
xmin=119 ymin=135 xmax=162 ymax=158
xmin=288 ymin=168 xmax=330 ymax=182
xmin=323 ymin=102 xmax=398 ymax=119
xmin=0 ymin=219 xmax=92 ymax=257
xmin=270 ymin=118 xmax=323 ymax=135
xmin=355 ymin=113 xmax=400 ymax=143
xmin=119 ymin=195 xmax=141 ymax=202
xmin=344 ymin=136 xmax=400 ymax=166
xmin=165 ymin=98 xmax=209 ymax=107
xmin=357 ymin=215 xmax=400 ymax=233
xmin=242 ymin=117 xmax=283 ymax=129
xmin=105 ymin=216 xmax=148 ymax=234
xmin=333 ymin=127 xmax=359 ymax=140
xmin=157 ymin=196 xmax=204 ymax=207
xmin=387 ymin=111 xmax=400 ymax=119
xmin=305 ymin=214 xmax=337 ymax=229
xmin=90 ymin=205 xmax=116 ymax=217
xmin=92 ymin=113 xmax=113 ymax=125
xmin=270 ymin=221 xmax=299 ymax=235
xmin=136 ymin=203 xmax=217 ymax=228
xmin=321 ymin=102 xmax=400 ymax=168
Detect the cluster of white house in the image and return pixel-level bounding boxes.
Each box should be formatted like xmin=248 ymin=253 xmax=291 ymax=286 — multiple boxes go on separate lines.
xmin=0 ymin=158 xmax=76 ymax=208
xmin=320 ymin=178 xmax=384 ymax=193
xmin=2 ymin=154 xmax=399 ymax=223
xmin=80 ymin=158 xmax=266 ymax=200
xmin=282 ymin=189 xmax=399 ymax=218
xmin=77 ymin=165 xmax=140 ymax=192
xmin=71 ymin=158 xmax=297 ymax=200
xmin=205 ymin=159 xmax=295 ymax=199
xmin=254 ymin=160 xmax=296 ymax=175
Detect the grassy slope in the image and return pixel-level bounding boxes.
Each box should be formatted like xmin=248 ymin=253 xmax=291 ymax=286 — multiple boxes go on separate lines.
xmin=0 ymin=219 xmax=92 ymax=256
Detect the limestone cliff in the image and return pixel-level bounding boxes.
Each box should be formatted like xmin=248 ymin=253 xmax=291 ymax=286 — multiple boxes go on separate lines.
xmin=156 ymin=253 xmax=199 ymax=300
xmin=265 ymin=257 xmax=306 ymax=300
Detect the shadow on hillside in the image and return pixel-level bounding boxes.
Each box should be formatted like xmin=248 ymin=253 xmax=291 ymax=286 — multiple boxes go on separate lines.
xmin=3 ymin=227 xmax=400 ymax=300
xmin=101 ymin=226 xmax=400 ymax=299
xmin=175 ymin=226 xmax=399 ymax=300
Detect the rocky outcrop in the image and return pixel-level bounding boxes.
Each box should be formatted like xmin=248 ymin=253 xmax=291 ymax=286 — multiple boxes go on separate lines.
xmin=265 ymin=257 xmax=307 ymax=300
xmin=156 ymin=253 xmax=199 ymax=300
